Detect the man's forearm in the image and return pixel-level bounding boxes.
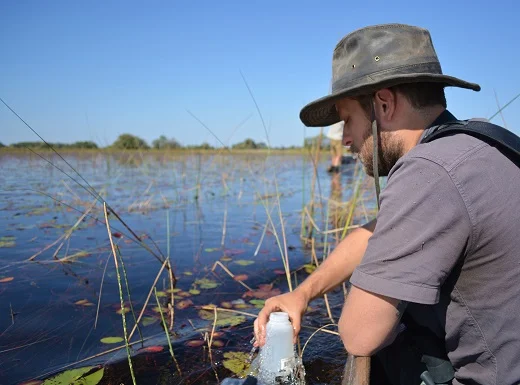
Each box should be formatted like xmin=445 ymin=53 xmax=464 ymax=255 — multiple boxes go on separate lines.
xmin=295 ymin=219 xmax=376 ymax=302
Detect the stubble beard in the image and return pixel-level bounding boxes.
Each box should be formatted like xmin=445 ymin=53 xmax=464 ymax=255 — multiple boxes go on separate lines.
xmin=352 ymin=124 xmax=405 ymax=178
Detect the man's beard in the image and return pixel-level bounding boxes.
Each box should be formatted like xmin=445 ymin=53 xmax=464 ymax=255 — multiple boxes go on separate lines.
xmin=351 ymin=123 xmax=404 ymax=177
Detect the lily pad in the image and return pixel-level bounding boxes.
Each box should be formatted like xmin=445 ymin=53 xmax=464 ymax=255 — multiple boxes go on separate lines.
xmin=176 ymin=299 xmax=193 ymax=310
xmin=249 ymin=299 xmax=265 ymax=308
xmin=116 ymin=307 xmax=130 ymax=315
xmin=100 ymin=337 xmax=124 ymax=344
xmin=189 ymin=289 xmax=200 ymax=295
xmin=152 ymin=306 xmax=167 ymax=313
xmin=304 ymin=263 xmax=317 ymax=274
xmin=75 ymin=299 xmax=95 ymax=307
xmin=220 ymin=256 xmax=233 ymax=262
xmin=0 ymin=236 xmax=15 ymax=248
xmin=138 ymin=345 xmax=164 ymax=353
xmin=155 ymin=291 xmax=167 ymax=298
xmin=166 ymin=288 xmax=182 ymax=293
xmin=198 ymin=308 xmax=246 ymax=327
xmin=234 ymin=260 xmax=254 ymax=266
xmin=234 ymin=259 xmax=255 ymax=266
xmin=243 ymin=284 xmax=281 ymax=300
xmin=183 ymin=271 xmax=193 ymax=276
xmin=42 ymin=365 xmax=104 ymax=385
xmin=233 ymin=274 xmax=248 ymax=281
xmin=205 ymin=248 xmax=220 ymax=253
xmin=0 ymin=277 xmax=14 ymax=283
xmin=194 ymin=278 xmax=220 ymax=289
xmin=224 ymin=248 xmax=246 ymax=256
xmin=141 ymin=317 xmax=158 ymax=327
xmin=223 ymin=351 xmax=250 ymax=377
xmin=185 ymin=339 xmax=205 ymax=347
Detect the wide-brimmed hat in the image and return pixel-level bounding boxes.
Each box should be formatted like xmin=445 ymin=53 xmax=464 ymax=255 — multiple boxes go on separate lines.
xmin=299 ymin=23 xmax=481 ymax=127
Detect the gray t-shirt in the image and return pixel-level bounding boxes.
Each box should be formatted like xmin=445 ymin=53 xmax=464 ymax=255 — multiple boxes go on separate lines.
xmin=350 ymin=132 xmax=520 ymax=384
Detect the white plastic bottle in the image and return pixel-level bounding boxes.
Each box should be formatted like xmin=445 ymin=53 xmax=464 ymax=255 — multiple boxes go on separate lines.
xmin=257 ymin=312 xmax=296 ymax=384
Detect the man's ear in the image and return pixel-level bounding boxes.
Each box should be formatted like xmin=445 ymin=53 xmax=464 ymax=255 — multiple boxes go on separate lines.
xmin=374 ymin=88 xmax=396 ymax=121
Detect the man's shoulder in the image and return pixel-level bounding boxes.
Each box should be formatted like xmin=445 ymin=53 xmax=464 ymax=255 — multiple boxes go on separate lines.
xmin=402 ymin=133 xmax=489 ymax=172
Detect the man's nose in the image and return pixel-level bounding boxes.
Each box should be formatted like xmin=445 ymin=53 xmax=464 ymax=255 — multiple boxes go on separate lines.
xmin=342 ymin=131 xmax=352 ymax=147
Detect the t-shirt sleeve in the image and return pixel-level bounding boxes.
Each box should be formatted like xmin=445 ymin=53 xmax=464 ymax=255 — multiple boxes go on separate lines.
xmin=349 ymin=156 xmax=472 ymax=305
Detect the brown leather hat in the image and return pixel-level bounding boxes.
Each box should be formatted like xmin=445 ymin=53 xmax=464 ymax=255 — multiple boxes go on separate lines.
xmin=299 ymin=23 xmax=481 ymax=127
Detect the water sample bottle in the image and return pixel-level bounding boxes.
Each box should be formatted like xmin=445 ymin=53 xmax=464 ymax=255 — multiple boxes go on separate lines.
xmin=257 ymin=312 xmax=296 ymax=384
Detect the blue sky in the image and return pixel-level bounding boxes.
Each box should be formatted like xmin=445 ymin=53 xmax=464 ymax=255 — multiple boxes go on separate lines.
xmin=1 ymin=0 xmax=519 ymax=147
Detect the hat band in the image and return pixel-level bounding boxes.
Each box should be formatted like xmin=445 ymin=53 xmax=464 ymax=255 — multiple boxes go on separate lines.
xmin=332 ymin=61 xmax=443 ymax=94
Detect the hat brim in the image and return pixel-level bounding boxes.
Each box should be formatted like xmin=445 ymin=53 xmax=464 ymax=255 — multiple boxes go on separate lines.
xmin=299 ymin=74 xmax=481 ymax=127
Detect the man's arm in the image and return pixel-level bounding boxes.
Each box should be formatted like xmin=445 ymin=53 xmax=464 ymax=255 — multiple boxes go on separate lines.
xmin=296 ymin=219 xmax=376 ymax=303
xmin=254 ymin=219 xmax=376 ymax=346
xmin=339 ymin=286 xmax=407 ymax=356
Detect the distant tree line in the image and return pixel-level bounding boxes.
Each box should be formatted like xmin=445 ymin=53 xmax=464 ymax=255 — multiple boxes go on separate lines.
xmin=7 ymin=141 xmax=99 ymax=149
xmin=1 ymin=133 xmax=335 ymax=150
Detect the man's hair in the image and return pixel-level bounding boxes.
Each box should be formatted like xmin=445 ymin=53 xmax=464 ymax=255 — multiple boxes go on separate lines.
xmin=355 ymin=82 xmax=447 ymax=117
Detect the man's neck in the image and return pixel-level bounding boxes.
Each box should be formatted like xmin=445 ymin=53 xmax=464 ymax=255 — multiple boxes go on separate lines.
xmin=401 ymin=106 xmax=447 ymax=152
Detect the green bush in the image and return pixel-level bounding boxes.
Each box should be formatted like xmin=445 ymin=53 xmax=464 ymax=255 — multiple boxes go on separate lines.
xmin=111 ymin=134 xmax=149 ymax=149
xmin=232 ymin=138 xmax=259 ymax=149
xmin=152 ymin=135 xmax=182 ymax=149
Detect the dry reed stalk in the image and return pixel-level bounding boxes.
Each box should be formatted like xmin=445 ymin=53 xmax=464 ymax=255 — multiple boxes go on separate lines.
xmin=28 ymin=201 xmax=95 ymax=261
xmin=301 ymin=323 xmax=338 ymax=357
xmin=128 ymin=256 xmax=170 ymax=341
xmin=494 ymin=89 xmax=509 ymax=129
xmin=253 ymin=217 xmax=271 ymax=257
xmin=207 ymin=306 xmax=218 ymax=362
xmin=199 ymin=305 xmax=256 ymax=318
xmin=310 ymin=239 xmax=335 ymax=324
xmin=221 ymin=200 xmax=227 ymax=247
xmin=240 ymin=74 xmax=295 ymax=293
xmin=94 ymin=252 xmax=111 ymax=329
xmin=304 ymin=205 xmax=361 ymax=237
xmin=211 ymin=261 xmax=253 ymax=291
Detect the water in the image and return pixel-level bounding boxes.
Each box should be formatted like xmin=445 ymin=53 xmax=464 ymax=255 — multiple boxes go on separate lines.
xmin=0 ymin=151 xmax=375 ymax=384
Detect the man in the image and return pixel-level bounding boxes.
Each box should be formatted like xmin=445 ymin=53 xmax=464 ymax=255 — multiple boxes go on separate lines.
xmin=326 ymin=120 xmax=344 ymax=173
xmin=254 ymin=24 xmax=520 ymax=384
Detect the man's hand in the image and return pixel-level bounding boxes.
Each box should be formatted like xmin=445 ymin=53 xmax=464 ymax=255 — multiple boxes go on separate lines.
xmin=253 ymin=289 xmax=310 ymax=347
xmin=253 ymin=219 xmax=376 ymax=348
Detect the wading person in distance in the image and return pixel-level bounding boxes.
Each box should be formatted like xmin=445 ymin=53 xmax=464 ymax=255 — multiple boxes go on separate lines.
xmin=254 ymin=24 xmax=520 ymax=384
xmin=326 ymin=120 xmax=345 ymax=173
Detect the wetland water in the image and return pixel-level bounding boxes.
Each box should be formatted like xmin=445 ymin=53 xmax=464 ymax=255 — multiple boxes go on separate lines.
xmin=0 ymin=151 xmax=376 ymax=385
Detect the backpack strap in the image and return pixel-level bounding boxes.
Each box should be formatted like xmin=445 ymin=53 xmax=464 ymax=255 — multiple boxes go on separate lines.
xmin=421 ymin=119 xmax=520 ymax=165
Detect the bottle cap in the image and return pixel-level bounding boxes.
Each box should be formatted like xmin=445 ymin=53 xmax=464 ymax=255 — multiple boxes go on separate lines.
xmin=269 ymin=312 xmax=289 ymax=323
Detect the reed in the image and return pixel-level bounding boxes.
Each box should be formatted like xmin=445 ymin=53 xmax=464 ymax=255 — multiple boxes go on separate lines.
xmin=103 ymin=202 xmax=137 ymax=385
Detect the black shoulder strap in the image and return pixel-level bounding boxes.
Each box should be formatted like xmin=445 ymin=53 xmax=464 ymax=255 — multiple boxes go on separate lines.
xmin=421 ymin=119 xmax=520 ymax=166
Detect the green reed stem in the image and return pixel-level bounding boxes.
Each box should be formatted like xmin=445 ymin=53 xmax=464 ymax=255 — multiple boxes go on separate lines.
xmin=116 ymin=245 xmax=144 ymax=348
xmin=104 ymin=203 xmax=136 ymax=385
xmin=341 ymin=166 xmax=363 ymax=240
xmin=154 ymin=287 xmax=180 ymax=372
xmin=166 ymin=209 xmax=171 ymax=259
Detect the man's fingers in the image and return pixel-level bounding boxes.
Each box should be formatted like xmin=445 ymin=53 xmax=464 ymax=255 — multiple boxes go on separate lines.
xmin=255 ymin=306 xmax=273 ymax=347
xmin=289 ymin=313 xmax=301 ymax=343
